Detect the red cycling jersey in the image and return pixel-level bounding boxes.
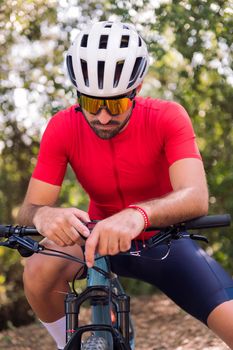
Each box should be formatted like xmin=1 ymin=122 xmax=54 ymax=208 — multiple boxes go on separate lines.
xmin=32 ymin=97 xmax=201 ymax=237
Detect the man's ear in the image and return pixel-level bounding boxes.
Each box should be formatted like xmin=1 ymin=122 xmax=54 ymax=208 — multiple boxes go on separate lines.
xmin=136 ymin=83 xmax=143 ymax=94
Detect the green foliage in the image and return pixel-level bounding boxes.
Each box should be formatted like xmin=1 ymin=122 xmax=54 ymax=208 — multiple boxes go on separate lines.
xmin=119 ymin=277 xmax=157 ymax=296
xmin=0 ymin=0 xmax=232 ymax=328
xmin=59 ymin=166 xmax=89 ymax=211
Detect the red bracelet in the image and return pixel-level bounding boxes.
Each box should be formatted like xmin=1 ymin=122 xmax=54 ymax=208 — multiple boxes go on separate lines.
xmin=128 ymin=205 xmax=151 ymax=230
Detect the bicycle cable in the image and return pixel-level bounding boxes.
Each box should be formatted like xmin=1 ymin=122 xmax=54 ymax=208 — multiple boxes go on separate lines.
xmin=38 ymin=247 xmax=110 ymax=277
xmin=71 ymin=265 xmax=85 ymax=296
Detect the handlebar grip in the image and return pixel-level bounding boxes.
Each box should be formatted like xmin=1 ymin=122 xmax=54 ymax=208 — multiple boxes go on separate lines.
xmin=0 ymin=225 xmax=8 ymax=237
xmin=146 ymin=214 xmax=232 ymax=231
xmin=23 ymin=227 xmax=40 ymax=235
xmin=184 ymin=214 xmax=231 ymax=230
xmin=0 ymin=225 xmax=40 ymax=238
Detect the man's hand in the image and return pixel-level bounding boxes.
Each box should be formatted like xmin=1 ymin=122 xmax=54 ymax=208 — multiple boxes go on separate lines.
xmin=33 ymin=206 xmax=91 ymax=246
xmin=85 ymin=208 xmax=145 ymax=267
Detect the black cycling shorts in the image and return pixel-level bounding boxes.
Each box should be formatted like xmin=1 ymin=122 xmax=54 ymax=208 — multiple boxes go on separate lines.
xmin=109 ymin=236 xmax=233 ymax=325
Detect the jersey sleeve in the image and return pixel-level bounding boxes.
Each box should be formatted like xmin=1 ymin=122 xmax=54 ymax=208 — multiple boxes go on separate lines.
xmin=32 ymin=113 xmax=68 ymax=186
xmin=159 ymin=101 xmax=201 ymax=165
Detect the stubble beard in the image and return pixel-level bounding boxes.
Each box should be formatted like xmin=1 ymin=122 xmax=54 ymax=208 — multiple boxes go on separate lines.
xmin=90 ymin=122 xmax=123 ymax=139
xmin=83 ymin=109 xmax=133 ymax=140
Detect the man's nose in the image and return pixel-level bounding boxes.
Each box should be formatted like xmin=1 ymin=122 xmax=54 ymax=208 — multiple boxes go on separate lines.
xmin=97 ymin=109 xmax=112 ymax=124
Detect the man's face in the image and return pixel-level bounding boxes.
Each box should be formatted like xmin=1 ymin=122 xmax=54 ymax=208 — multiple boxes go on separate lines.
xmin=81 ymin=105 xmax=134 ymax=140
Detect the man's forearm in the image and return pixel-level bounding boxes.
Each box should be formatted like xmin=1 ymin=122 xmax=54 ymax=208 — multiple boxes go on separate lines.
xmin=137 ymin=187 xmax=209 ymax=227
xmin=17 ymin=203 xmax=48 ymax=226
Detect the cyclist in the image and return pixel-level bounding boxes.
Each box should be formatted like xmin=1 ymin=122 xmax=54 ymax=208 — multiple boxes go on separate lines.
xmin=18 ymin=21 xmax=233 ymax=350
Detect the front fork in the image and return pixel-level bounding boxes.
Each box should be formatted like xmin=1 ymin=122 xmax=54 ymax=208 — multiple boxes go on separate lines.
xmin=64 ymin=287 xmax=131 ymax=349
xmin=65 ymin=292 xmax=79 ymax=343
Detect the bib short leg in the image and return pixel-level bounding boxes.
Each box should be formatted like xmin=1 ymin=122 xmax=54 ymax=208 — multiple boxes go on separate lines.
xmin=110 ymin=237 xmax=233 ymax=324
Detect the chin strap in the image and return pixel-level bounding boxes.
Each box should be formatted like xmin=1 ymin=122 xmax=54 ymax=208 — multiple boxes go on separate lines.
xmin=75 ymin=105 xmax=82 ymax=112
xmin=74 ymin=90 xmax=82 ymax=112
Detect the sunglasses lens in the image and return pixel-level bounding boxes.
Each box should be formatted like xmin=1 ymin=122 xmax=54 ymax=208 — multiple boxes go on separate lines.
xmin=78 ymin=95 xmax=133 ymax=115
xmin=105 ymin=98 xmax=132 ymax=115
xmin=78 ymin=96 xmax=103 ymax=114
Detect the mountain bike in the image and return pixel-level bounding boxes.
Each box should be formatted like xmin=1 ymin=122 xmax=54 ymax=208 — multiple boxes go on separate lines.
xmin=0 ymin=214 xmax=231 ymax=349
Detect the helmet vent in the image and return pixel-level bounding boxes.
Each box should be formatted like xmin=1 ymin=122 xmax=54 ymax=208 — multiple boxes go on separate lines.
xmin=113 ymin=60 xmax=125 ymax=88
xmin=138 ymin=36 xmax=142 ymax=47
xmin=80 ymin=59 xmax=89 ymax=87
xmin=127 ymin=57 xmax=144 ymax=88
xmin=99 ymin=35 xmax=108 ymax=49
xmin=66 ymin=55 xmax=77 ymax=87
xmin=120 ymin=35 xmax=129 ymax=48
xmin=104 ymin=23 xmax=112 ymax=28
xmin=140 ymin=59 xmax=147 ymax=78
xmin=123 ymin=25 xmax=129 ymax=29
xmin=98 ymin=61 xmax=105 ymax=89
xmin=81 ymin=34 xmax=88 ymax=47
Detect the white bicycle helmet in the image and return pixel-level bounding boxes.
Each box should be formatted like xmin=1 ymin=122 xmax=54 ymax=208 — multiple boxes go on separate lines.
xmin=66 ymin=21 xmax=149 ymax=97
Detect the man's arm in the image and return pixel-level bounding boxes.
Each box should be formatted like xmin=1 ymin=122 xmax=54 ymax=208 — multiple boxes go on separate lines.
xmin=85 ymin=158 xmax=209 ymax=267
xmin=18 ymin=178 xmax=61 ymax=225
xmin=141 ymin=158 xmax=209 ymax=227
xmin=17 ymin=177 xmax=90 ymax=246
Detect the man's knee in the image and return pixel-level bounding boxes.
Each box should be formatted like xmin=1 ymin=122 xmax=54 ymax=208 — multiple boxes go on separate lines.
xmin=23 ymin=244 xmax=84 ymax=294
xmin=23 ymin=255 xmax=45 ymax=289
xmin=23 ymin=254 xmax=61 ymax=293
xmin=207 ymin=300 xmax=233 ymax=348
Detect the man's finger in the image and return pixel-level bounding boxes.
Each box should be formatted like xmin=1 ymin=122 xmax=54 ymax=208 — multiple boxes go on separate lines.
xmin=72 ymin=208 xmax=90 ymax=223
xmin=68 ymin=215 xmax=90 ymax=238
xmin=85 ymin=230 xmax=100 ymax=267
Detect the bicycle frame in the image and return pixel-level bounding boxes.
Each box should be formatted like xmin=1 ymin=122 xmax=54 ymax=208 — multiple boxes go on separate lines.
xmin=0 ymin=214 xmax=231 ymax=350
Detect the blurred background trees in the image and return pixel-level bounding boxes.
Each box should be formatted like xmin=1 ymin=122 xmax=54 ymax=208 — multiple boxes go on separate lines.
xmin=0 ymin=0 xmax=232 ymax=328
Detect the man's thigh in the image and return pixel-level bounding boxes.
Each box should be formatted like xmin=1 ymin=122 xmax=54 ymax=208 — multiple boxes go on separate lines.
xmin=24 ymin=239 xmax=86 ymax=282
xmin=110 ymin=237 xmax=233 ymax=324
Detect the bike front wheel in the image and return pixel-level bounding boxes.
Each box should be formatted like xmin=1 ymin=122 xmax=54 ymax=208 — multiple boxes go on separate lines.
xmin=81 ymin=335 xmax=109 ymax=350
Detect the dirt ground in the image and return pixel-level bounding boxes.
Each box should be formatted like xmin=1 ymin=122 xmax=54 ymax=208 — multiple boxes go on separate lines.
xmin=0 ymin=294 xmax=229 ymax=350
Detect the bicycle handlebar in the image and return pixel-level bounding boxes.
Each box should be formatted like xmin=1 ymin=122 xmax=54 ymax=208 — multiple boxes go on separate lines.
xmin=0 ymin=214 xmax=231 ymax=238
xmin=146 ymin=214 xmax=232 ymax=231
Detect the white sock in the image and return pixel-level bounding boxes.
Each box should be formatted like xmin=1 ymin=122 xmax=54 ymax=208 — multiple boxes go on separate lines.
xmin=40 ymin=315 xmax=66 ymax=350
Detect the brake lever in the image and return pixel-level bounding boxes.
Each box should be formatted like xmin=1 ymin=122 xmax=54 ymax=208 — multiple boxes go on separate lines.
xmin=146 ymin=229 xmax=175 ymax=249
xmin=0 ymin=235 xmax=44 ymax=257
xmin=190 ymin=234 xmax=209 ymax=243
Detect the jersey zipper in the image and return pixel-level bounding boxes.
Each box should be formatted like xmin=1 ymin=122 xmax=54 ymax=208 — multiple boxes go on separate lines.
xmin=109 ymin=140 xmax=126 ymax=208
